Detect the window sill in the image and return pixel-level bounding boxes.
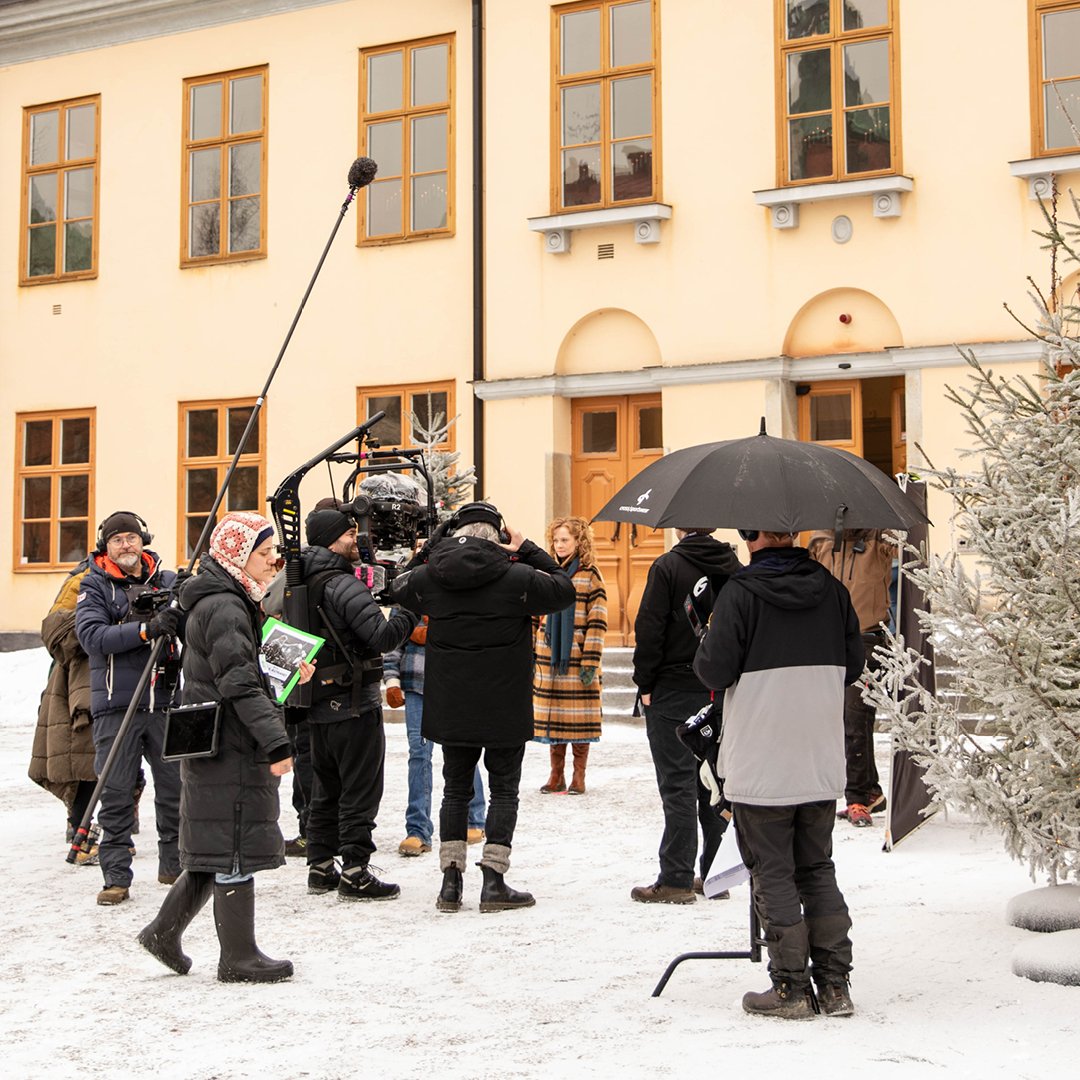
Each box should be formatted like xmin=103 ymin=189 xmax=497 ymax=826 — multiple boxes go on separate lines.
xmin=753 ymin=176 xmax=914 ymax=229
xmin=1009 ymin=152 xmax=1080 ymax=199
xmin=527 ymin=203 xmax=672 ymax=254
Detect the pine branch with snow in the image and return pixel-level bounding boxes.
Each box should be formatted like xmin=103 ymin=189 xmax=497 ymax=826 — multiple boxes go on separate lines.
xmin=409 ymin=395 xmax=476 ymax=519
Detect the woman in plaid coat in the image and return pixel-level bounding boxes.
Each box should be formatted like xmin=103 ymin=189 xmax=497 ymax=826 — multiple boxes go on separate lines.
xmin=532 ymin=517 xmax=607 ymax=794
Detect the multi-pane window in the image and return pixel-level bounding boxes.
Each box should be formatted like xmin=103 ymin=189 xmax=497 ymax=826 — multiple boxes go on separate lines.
xmin=179 ymin=400 xmax=265 ymax=560
xmin=554 ymin=0 xmax=659 ymax=211
xmin=20 ymin=97 xmax=99 ymax=284
xmin=777 ymin=0 xmax=899 ymax=185
xmin=360 ymin=36 xmax=453 ymax=242
xmin=182 ymin=67 xmax=267 ymax=264
xmin=1032 ymin=1 xmax=1080 ymax=155
xmin=15 ymin=410 xmax=94 ymax=569
xmin=358 ymin=382 xmax=456 ymax=450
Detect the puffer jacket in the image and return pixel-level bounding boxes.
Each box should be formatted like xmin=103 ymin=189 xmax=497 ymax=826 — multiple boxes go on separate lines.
xmin=74 ymin=549 xmax=176 ymax=716
xmin=393 ymin=537 xmax=575 ymax=747
xmin=177 ymin=556 xmax=292 ymax=875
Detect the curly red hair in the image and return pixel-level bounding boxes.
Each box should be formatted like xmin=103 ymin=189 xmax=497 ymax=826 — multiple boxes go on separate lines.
xmin=546 ymin=515 xmax=597 ymax=568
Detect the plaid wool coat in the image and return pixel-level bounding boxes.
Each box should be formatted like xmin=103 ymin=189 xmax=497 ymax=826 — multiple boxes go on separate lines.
xmin=532 ymin=563 xmax=607 ymax=743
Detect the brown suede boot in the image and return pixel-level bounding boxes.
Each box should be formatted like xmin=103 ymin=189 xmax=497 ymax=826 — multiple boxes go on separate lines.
xmin=568 ymin=742 xmax=589 ymax=794
xmin=540 ymin=744 xmax=568 ymax=793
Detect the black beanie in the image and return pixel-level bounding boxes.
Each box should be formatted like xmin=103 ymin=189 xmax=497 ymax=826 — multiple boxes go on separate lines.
xmin=306 ymin=508 xmax=353 ymax=548
xmin=99 ymin=511 xmax=146 ymax=547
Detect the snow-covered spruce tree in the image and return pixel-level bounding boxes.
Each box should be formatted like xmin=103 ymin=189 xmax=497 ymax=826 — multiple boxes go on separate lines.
xmin=865 ymin=190 xmax=1080 ymax=885
xmin=409 ymin=395 xmax=476 ymax=519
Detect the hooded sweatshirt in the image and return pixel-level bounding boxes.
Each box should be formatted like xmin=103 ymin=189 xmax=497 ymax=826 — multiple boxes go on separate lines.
xmin=693 ymin=546 xmax=863 ymax=806
xmin=392 ymin=536 xmax=575 ymax=746
xmin=632 ymin=533 xmax=742 ymax=695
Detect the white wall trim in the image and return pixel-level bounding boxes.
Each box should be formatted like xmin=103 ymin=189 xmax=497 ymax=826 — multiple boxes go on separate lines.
xmin=473 ymin=339 xmax=1045 ymax=400
xmin=753 ymin=175 xmax=914 ymax=230
xmin=1009 ymin=152 xmax=1080 ymax=200
xmin=527 ymin=203 xmax=673 ymax=254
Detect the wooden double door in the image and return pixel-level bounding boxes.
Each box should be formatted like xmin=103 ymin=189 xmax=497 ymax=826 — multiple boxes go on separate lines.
xmin=571 ymin=395 xmax=664 ymax=646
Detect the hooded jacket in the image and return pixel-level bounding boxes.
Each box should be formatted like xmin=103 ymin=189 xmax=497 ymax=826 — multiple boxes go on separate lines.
xmin=807 ymin=529 xmax=894 ymax=632
xmin=392 ymin=536 xmax=575 ymax=746
xmin=176 ymin=556 xmax=292 ymax=875
xmin=693 ymin=546 xmax=863 ymax=806
xmin=74 ymin=549 xmax=176 ymax=716
xmin=632 ymin=534 xmax=742 ymax=695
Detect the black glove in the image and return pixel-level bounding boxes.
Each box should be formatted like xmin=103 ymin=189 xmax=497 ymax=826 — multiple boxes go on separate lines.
xmin=147 ymin=607 xmax=182 ymax=641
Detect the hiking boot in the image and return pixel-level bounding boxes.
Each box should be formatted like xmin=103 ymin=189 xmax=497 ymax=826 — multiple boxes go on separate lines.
xmin=436 ymin=865 xmax=463 ymax=913
xmin=97 ymin=885 xmax=130 ymax=906
xmin=158 ymin=872 xmax=179 ymax=886
xmin=693 ymin=876 xmax=730 ymax=900
xmin=466 ymin=828 xmax=485 ymax=845
xmin=479 ymin=865 xmax=535 ymax=912
xmin=631 ymin=881 xmax=695 ymax=905
xmin=284 ymin=836 xmax=308 ymax=858
xmin=817 ymin=981 xmax=854 ymax=1017
xmin=540 ymin=743 xmax=567 ymax=793
xmin=307 ymin=860 xmax=341 ymax=895
xmin=399 ymin=836 xmax=432 ymax=857
xmin=843 ymin=803 xmax=873 ymax=827
xmin=837 ymin=793 xmax=886 ymax=822
xmin=338 ymin=864 xmax=400 ymax=901
xmin=742 ymin=979 xmax=816 ymax=1020
xmin=74 ymin=823 xmax=101 ymax=866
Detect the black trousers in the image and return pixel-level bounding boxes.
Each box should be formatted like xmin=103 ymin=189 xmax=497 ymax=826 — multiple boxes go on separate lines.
xmin=845 ymin=633 xmax=884 ymax=805
xmin=306 ymin=709 xmax=385 ymax=870
xmin=440 ymin=743 xmax=525 ymax=848
xmin=644 ymin=686 xmax=725 ymax=889
xmin=286 ymin=718 xmax=313 ymax=838
xmin=734 ymin=801 xmax=852 ymax=985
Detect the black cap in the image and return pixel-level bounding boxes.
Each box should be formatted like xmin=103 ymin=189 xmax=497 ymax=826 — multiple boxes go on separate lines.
xmin=453 ymin=502 xmax=501 ymax=530
xmin=306 ymin=508 xmax=353 ymax=549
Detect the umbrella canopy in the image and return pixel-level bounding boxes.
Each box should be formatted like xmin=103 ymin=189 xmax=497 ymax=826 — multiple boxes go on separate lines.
xmin=592 ymin=426 xmax=930 ymax=533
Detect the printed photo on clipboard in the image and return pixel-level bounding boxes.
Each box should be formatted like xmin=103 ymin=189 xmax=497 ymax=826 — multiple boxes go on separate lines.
xmin=260 ymin=617 xmax=325 ymax=705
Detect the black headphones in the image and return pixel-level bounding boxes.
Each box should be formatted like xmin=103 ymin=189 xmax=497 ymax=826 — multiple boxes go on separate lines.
xmin=447 ymin=501 xmax=507 ymax=539
xmin=95 ymin=510 xmax=153 ymax=553
xmin=737 ymin=529 xmax=759 ymax=542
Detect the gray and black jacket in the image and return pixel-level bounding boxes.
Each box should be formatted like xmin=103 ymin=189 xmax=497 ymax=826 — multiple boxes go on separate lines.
xmin=693 ymin=546 xmax=863 ymax=807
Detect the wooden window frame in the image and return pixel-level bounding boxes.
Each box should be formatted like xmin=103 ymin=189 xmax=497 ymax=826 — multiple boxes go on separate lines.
xmin=19 ymin=95 xmax=101 ymax=286
xmin=359 ymin=35 xmax=455 ymax=245
xmin=774 ymin=0 xmax=901 ymax=188
xmin=14 ymin=408 xmax=95 ymax=571
xmin=1030 ymin=0 xmax=1080 ymax=157
xmin=357 ymin=381 xmax=457 ymax=451
xmin=551 ymin=0 xmax=662 ymax=213
xmin=180 ymin=66 xmax=269 ymax=267
xmin=177 ymin=398 xmax=266 ymax=563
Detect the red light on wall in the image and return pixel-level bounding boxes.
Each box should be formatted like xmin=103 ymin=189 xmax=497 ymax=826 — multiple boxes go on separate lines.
xmin=839 ymin=313 xmax=852 ymax=324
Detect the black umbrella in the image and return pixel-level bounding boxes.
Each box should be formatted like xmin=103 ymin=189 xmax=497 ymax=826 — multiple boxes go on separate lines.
xmin=592 ymin=422 xmax=930 ymax=533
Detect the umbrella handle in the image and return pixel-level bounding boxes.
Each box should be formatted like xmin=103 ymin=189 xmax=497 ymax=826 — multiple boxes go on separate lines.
xmin=630 ymin=523 xmax=638 ymax=548
xmin=611 ymin=522 xmax=622 ymax=543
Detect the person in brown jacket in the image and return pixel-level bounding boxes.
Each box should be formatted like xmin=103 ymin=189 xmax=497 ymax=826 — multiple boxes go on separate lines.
xmin=807 ymin=529 xmax=895 ymax=827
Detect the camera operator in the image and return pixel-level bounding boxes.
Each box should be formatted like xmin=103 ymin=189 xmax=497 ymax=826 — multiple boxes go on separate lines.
xmin=75 ymin=511 xmax=182 ymax=906
xmin=301 ymin=507 xmax=417 ymax=901
xmin=392 ymin=502 xmax=575 ymax=913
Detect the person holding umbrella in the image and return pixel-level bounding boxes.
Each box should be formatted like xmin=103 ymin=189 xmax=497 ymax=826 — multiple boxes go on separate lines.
xmin=693 ymin=528 xmax=864 ymax=1020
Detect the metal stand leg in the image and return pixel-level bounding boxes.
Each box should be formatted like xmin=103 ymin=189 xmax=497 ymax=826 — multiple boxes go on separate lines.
xmin=651 ymin=896 xmax=764 ymax=997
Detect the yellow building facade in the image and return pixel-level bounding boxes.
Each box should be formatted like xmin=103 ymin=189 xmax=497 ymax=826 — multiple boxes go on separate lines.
xmin=1 ymin=0 xmax=1078 ymax=638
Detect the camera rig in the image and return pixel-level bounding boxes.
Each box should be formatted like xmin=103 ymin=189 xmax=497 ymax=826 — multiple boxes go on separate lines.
xmin=268 ymin=414 xmax=438 ymax=707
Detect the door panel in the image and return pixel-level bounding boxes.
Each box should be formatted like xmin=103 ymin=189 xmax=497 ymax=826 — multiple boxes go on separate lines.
xmin=572 ymin=394 xmax=662 ymax=646
xmin=798 ymin=380 xmax=863 ymax=455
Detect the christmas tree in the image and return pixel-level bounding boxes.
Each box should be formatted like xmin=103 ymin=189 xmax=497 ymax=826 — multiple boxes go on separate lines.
xmin=865 ymin=188 xmax=1080 ymax=884
xmin=409 ymin=393 xmax=476 ymax=519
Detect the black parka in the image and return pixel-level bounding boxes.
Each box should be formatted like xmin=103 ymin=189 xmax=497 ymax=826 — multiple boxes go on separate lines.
xmin=176 ymin=556 xmax=292 ymax=875
xmin=392 ymin=537 xmax=575 ymax=747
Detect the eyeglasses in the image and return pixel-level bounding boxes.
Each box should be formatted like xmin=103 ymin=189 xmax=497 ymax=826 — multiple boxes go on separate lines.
xmin=107 ymin=533 xmax=141 ymax=547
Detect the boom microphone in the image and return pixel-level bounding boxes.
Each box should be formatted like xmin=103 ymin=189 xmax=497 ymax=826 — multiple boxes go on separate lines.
xmin=348 ymin=156 xmax=378 ymax=190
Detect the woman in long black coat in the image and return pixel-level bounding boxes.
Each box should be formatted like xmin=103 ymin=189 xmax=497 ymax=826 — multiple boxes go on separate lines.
xmin=138 ymin=511 xmax=307 ymax=983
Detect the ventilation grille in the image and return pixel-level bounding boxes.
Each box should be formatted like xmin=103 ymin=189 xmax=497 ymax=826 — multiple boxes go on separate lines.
xmin=597 ymin=243 xmax=615 ymax=260
xmin=52 ymin=304 xmax=62 ymax=315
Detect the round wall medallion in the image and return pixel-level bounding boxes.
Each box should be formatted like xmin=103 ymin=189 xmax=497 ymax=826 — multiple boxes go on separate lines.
xmin=832 ymin=215 xmax=853 ymax=244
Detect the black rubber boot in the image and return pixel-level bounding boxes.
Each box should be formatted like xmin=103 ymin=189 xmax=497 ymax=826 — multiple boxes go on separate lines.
xmin=137 ymin=870 xmax=213 ymax=974
xmin=213 ymin=880 xmax=293 ymax=983
xmin=436 ymin=865 xmax=463 ymax=913
xmin=479 ymin=865 xmax=535 ymax=913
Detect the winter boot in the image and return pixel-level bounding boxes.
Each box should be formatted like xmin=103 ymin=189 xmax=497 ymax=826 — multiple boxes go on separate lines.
xmin=307 ymin=859 xmax=341 ymax=895
xmin=137 ymin=870 xmax=214 ymax=975
xmin=437 ymin=865 xmax=464 ymax=913
xmin=567 ymin=742 xmax=590 ymax=794
xmin=816 ymin=979 xmax=855 ymax=1017
xmin=337 ymin=864 xmax=400 ymax=901
xmin=540 ymin=744 xmax=568 ymax=793
xmin=742 ymin=977 xmax=816 ymax=1020
xmin=213 ymin=880 xmax=293 ymax=984
xmin=479 ymin=865 xmax=535 ymax=912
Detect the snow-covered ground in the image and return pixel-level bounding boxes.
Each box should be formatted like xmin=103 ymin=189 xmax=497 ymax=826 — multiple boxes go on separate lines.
xmin=1 ymin=647 xmax=1076 ymax=1079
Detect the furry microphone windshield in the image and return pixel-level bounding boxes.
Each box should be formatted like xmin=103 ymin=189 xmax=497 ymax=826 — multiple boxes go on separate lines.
xmin=347 ymin=157 xmax=378 ymax=190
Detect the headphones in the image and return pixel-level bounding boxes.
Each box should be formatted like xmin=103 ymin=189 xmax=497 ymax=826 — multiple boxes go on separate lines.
xmin=447 ymin=501 xmax=508 ymax=541
xmin=95 ymin=510 xmax=153 ymax=553
xmin=737 ymin=529 xmax=759 ymax=542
